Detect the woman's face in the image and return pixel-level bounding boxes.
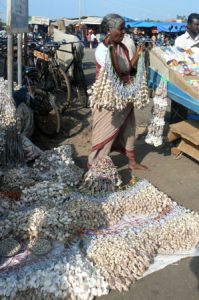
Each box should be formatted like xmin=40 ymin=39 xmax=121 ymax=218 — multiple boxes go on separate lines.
xmin=109 ymin=21 xmax=125 ymax=44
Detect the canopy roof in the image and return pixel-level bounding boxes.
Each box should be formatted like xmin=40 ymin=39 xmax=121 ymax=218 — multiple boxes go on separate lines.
xmin=157 ymin=22 xmax=186 ymax=32
xmin=29 ymin=16 xmax=50 ymax=26
xmin=125 ymin=20 xmax=186 ymax=32
xmin=80 ymin=16 xmax=103 ymax=25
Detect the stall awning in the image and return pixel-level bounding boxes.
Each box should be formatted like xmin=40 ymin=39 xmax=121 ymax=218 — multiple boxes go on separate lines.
xmin=125 ymin=21 xmax=186 ymax=32
xmin=125 ymin=21 xmax=157 ymax=28
xmin=80 ymin=17 xmax=103 ymax=25
xmin=157 ymin=22 xmax=186 ymax=33
xmin=29 ymin=16 xmax=50 ymax=26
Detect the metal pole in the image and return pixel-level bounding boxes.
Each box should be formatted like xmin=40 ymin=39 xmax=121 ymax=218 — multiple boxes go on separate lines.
xmin=23 ymin=33 xmax=28 ymax=66
xmin=17 ymin=33 xmax=22 ymax=87
xmin=78 ymin=0 xmax=83 ymax=40
xmin=78 ymin=0 xmax=81 ymax=24
xmin=7 ymin=33 xmax=13 ymax=98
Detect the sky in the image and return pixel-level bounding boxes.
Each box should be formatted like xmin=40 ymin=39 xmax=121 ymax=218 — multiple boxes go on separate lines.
xmin=0 ymin=0 xmax=198 ymax=21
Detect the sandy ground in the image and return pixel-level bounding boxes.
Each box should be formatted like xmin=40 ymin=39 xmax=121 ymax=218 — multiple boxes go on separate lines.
xmin=33 ymin=48 xmax=199 ymax=300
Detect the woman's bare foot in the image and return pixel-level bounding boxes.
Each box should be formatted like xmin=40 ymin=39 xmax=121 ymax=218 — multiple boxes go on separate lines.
xmin=128 ymin=161 xmax=148 ymax=170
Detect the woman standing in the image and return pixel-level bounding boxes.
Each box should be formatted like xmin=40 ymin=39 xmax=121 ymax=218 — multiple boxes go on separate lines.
xmin=88 ymin=14 xmax=147 ymax=170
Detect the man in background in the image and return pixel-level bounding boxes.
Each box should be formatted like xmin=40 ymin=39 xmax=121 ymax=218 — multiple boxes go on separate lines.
xmin=171 ymin=13 xmax=199 ymax=123
xmin=175 ymin=13 xmax=199 ymax=55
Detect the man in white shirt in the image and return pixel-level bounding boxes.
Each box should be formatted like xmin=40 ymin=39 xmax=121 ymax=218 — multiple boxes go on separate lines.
xmin=175 ymin=13 xmax=199 ymax=55
xmin=172 ymin=13 xmax=199 ymax=122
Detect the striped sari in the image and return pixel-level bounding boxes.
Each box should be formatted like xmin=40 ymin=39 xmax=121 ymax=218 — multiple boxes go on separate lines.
xmin=88 ymin=42 xmax=136 ymax=166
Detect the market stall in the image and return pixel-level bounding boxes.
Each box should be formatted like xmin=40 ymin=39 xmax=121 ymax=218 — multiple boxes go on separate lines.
xmin=148 ymin=46 xmax=199 ymax=160
xmin=149 ymin=47 xmax=199 ymax=112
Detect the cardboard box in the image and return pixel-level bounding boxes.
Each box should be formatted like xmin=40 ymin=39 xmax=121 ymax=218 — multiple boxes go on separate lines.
xmin=168 ymin=121 xmax=199 ymax=145
xmin=167 ymin=120 xmax=199 ymax=161
xmin=178 ymin=139 xmax=199 ymax=161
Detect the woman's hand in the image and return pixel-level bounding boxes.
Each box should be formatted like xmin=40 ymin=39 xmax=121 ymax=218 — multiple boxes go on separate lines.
xmin=136 ymin=43 xmax=145 ymax=56
xmin=131 ymin=43 xmax=145 ymax=67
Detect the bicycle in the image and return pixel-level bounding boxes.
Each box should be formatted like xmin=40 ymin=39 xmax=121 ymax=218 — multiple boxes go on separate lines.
xmin=33 ymin=41 xmax=71 ymax=112
xmin=21 ymin=40 xmax=87 ymax=137
xmin=0 ymin=38 xmax=7 ymax=77
xmin=56 ymin=41 xmax=88 ymax=109
xmin=22 ymin=66 xmax=61 ymax=138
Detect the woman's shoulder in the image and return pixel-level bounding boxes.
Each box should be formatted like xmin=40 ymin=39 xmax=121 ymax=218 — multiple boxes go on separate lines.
xmin=95 ymin=42 xmax=108 ymax=66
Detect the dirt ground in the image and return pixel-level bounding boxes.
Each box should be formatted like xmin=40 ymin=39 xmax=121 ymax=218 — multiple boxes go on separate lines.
xmin=33 ymin=48 xmax=199 ymax=300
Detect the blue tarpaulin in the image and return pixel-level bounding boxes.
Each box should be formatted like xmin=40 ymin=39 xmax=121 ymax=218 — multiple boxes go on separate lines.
xmin=126 ymin=21 xmax=157 ymax=28
xmin=125 ymin=21 xmax=186 ymax=33
xmin=123 ymin=17 xmax=136 ymax=23
xmin=156 ymin=22 xmax=186 ymax=33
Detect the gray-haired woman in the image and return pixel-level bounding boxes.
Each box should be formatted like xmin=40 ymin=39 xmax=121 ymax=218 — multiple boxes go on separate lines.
xmin=88 ymin=14 xmax=147 ymax=170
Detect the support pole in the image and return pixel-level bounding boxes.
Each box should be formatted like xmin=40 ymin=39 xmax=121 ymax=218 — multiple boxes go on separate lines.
xmin=17 ymin=33 xmax=22 ymax=87
xmin=23 ymin=33 xmax=28 ymax=66
xmin=7 ymin=33 xmax=13 ymax=98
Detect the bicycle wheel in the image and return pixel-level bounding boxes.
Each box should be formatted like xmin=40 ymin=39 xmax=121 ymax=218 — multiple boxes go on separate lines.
xmin=53 ymin=67 xmax=71 ymax=112
xmin=73 ymin=62 xmax=88 ymax=108
xmin=33 ymin=90 xmax=61 ymax=137
xmin=30 ymin=88 xmax=52 ymax=115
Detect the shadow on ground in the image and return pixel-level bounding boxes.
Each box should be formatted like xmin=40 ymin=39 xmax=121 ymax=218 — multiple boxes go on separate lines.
xmin=190 ymin=257 xmax=199 ymax=291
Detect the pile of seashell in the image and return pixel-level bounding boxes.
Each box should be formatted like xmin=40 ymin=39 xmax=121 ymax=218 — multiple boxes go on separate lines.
xmin=145 ymin=206 xmax=199 ymax=254
xmin=0 ymin=167 xmax=42 ymax=192
xmin=81 ymin=156 xmax=122 ymax=194
xmin=28 ymin=238 xmax=52 ymax=256
xmin=89 ymin=51 xmax=149 ymax=111
xmin=0 ymin=78 xmax=24 ymax=167
xmin=0 ymin=194 xmax=13 ymax=217
xmin=63 ymin=199 xmax=108 ymax=235
xmin=85 ymin=231 xmax=157 ymax=292
xmin=0 ymin=197 xmax=105 ymax=243
xmin=0 ymin=191 xmax=23 ymax=217
xmin=0 ymin=246 xmax=109 ymax=300
xmin=145 ymin=79 xmax=168 ymax=147
xmin=0 ymin=237 xmax=21 ymax=257
xmin=101 ymin=180 xmax=175 ymax=225
xmin=21 ymin=181 xmax=70 ymax=208
xmin=33 ymin=145 xmax=83 ymax=186
xmin=0 ymin=204 xmax=73 ymax=242
xmin=1 ymin=141 xmax=199 ymax=300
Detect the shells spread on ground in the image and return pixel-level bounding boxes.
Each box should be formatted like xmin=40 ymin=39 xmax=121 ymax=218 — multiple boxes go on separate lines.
xmin=0 ymin=238 xmax=21 ymax=257
xmin=28 ymin=238 xmax=52 ymax=256
xmin=0 ymin=127 xmax=199 ymax=299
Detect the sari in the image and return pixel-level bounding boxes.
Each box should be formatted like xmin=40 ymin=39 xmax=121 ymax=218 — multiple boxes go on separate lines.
xmin=88 ymin=42 xmax=136 ymax=166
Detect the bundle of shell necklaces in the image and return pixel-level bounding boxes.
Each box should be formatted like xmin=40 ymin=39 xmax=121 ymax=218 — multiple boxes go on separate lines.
xmin=80 ymin=156 xmax=122 ymax=194
xmin=0 ymin=78 xmax=24 ymax=167
xmin=145 ymin=79 xmax=168 ymax=147
xmin=89 ymin=49 xmax=149 ymax=111
xmin=1 ymin=156 xmax=199 ymax=299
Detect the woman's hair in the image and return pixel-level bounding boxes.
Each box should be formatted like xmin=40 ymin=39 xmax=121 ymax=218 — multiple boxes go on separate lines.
xmin=101 ymin=14 xmax=124 ymax=33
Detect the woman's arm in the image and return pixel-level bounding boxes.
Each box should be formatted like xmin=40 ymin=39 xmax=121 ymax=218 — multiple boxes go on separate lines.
xmin=130 ymin=43 xmax=145 ymax=67
xmin=109 ymin=45 xmax=123 ymax=80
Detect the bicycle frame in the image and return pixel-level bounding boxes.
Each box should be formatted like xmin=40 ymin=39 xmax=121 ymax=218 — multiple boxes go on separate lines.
xmin=56 ymin=42 xmax=81 ymax=75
